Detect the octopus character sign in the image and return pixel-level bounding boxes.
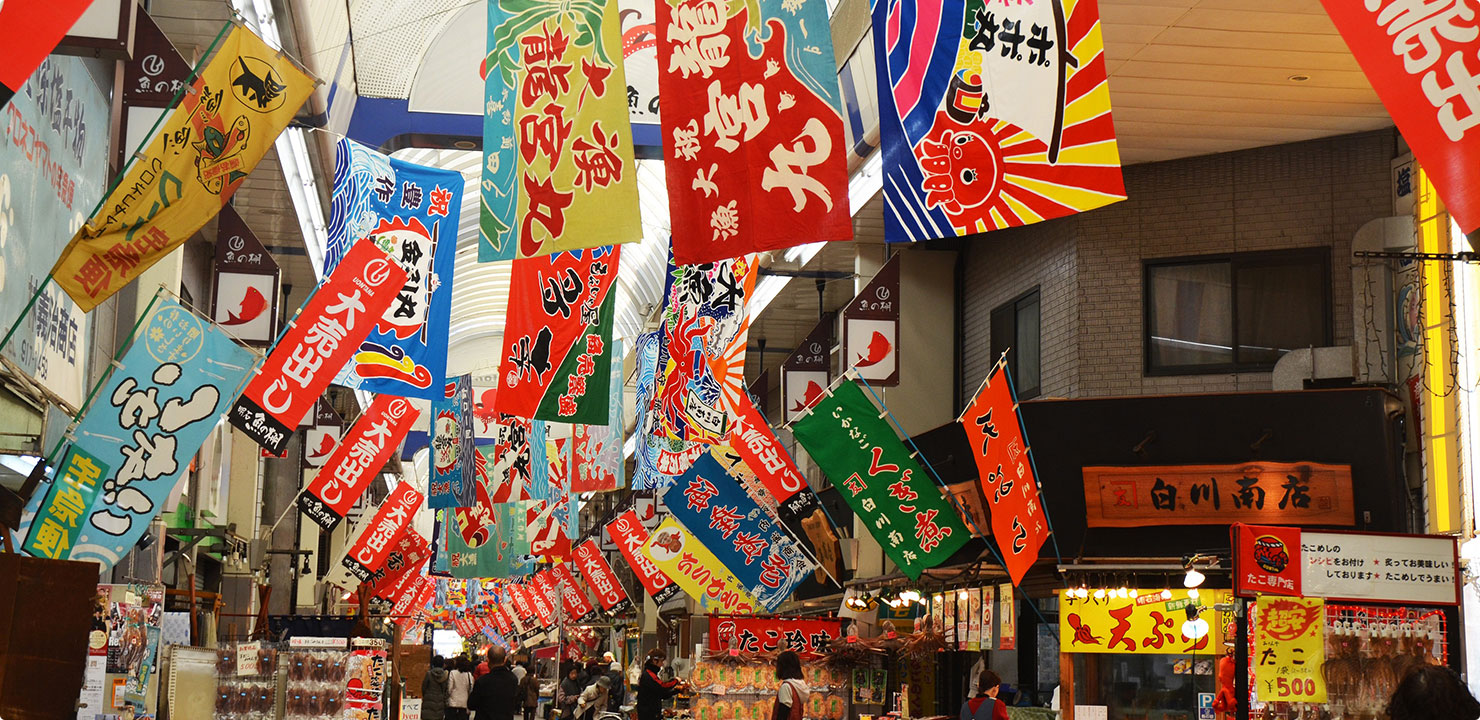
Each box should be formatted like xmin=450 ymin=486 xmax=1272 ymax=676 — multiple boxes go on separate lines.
xmin=874 ymin=0 xmax=1125 ymax=242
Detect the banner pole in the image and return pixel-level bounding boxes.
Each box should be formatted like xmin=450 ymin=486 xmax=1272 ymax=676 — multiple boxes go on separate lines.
xmin=998 ymin=356 xmax=1065 ymax=567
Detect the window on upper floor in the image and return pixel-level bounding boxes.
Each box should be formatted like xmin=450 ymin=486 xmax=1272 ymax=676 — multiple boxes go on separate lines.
xmin=1144 ymin=248 xmax=1332 ymax=375
xmin=990 ymin=287 xmax=1041 ymax=399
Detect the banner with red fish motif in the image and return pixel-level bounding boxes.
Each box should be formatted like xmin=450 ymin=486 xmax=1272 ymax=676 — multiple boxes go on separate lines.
xmin=653 ymin=257 xmax=756 ymax=444
xmin=781 ymin=315 xmax=830 ymax=423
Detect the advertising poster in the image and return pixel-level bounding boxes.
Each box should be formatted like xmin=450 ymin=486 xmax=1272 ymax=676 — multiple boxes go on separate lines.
xmin=1254 ymin=597 xmax=1326 ymax=703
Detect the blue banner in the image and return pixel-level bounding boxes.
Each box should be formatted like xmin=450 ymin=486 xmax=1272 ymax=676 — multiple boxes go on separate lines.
xmin=479 ymin=0 xmax=516 ymax=262
xmin=324 ymin=138 xmax=461 ymax=399
xmin=429 ymin=374 xmax=477 ymax=508
xmin=33 ymin=299 xmax=254 ymax=569
xmin=660 ymin=453 xmax=815 ymax=611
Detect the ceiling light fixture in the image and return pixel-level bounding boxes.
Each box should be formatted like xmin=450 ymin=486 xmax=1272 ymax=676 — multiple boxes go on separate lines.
xmin=1287 ymin=74 xmax=1311 ymax=83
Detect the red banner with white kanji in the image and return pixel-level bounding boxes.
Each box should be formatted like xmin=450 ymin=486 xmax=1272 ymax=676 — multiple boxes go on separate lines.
xmin=607 ymin=509 xmax=683 ymax=604
xmin=550 ymin=562 xmax=599 ymax=622
xmin=527 ymin=574 xmax=559 ymax=627
xmin=1318 ymin=0 xmax=1480 ymax=233
xmin=495 ymin=247 xmax=618 ymax=424
xmin=229 ymin=241 xmax=407 ymax=454
xmin=573 ymin=539 xmax=633 ymax=613
xmin=961 ymin=363 xmax=1047 ymax=586
xmin=657 ymin=0 xmax=852 ymax=264
xmin=338 ymin=482 xmax=426 ymax=584
xmin=365 ymin=528 xmax=430 ymax=597
xmin=299 ymin=394 xmax=420 ymax=531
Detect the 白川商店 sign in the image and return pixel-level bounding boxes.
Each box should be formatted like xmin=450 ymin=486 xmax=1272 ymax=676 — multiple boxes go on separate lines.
xmin=1082 ymin=462 xmax=1355 ymax=528
xmin=1233 ymin=524 xmax=1458 ymax=606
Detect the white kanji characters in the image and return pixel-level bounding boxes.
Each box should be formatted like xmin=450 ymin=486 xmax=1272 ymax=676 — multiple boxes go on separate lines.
xmin=325 ymin=290 xmax=366 ymax=330
xmin=1373 ymin=0 xmax=1478 ymax=74
xmin=1423 ymin=49 xmax=1480 ymax=140
xmin=668 ymin=0 xmax=731 ymax=79
xmin=673 ymin=120 xmax=702 ymax=161
xmin=704 ymin=81 xmax=769 ymax=152
xmin=711 ymin=200 xmax=740 ymax=242
xmin=762 ymin=118 xmax=835 ymax=212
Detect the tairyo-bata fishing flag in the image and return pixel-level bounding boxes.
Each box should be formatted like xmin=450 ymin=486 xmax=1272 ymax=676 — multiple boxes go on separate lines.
xmin=481 ymin=0 xmax=643 ymax=259
xmin=487 ymin=415 xmax=548 ymax=503
xmin=633 ymin=330 xmax=703 ymax=490
xmin=658 ymin=0 xmax=852 ymax=265
xmin=874 ymin=0 xmax=1124 ymax=242
xmin=429 ymin=374 xmax=478 ymax=508
xmin=572 ymin=338 xmax=625 ymax=492
xmin=496 ymin=247 xmax=618 ymax=423
xmin=23 ymin=299 xmax=254 ymax=569
xmin=323 ymin=138 xmax=462 ymax=399
xmin=792 ymin=381 xmax=970 ymax=579
xmin=653 ymin=257 xmax=756 ymax=444
xmin=52 ymin=26 xmax=313 ymax=311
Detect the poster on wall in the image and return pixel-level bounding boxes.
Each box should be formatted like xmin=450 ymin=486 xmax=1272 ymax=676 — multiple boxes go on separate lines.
xmin=842 ymin=255 xmax=900 ymax=385
xmin=998 ymin=583 xmax=1015 ymax=650
xmin=1253 ymin=596 xmax=1326 ymax=703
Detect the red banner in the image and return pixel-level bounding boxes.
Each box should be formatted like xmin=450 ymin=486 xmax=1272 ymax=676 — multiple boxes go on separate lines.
xmin=550 ymin=563 xmax=598 ymax=622
xmin=1318 ymin=0 xmax=1480 ymax=233
xmin=527 ymin=575 xmax=558 ymax=627
xmin=708 ymin=617 xmax=843 ymax=657
xmin=487 ymin=414 xmax=537 ymax=502
xmin=573 ymin=539 xmax=632 ymax=613
xmin=728 ymin=392 xmax=807 ymax=504
xmin=1232 ymin=523 xmax=1302 ymax=598
xmin=657 ymin=0 xmax=852 ymax=265
xmin=230 ymin=242 xmax=407 ymax=453
xmin=392 ymin=574 xmax=432 ymax=620
xmin=340 ymin=482 xmax=425 ymax=583
xmin=572 ymin=421 xmax=621 ymax=492
xmin=299 ymin=394 xmax=420 ymax=530
xmin=366 ymin=529 xmax=430 ymax=597
xmin=491 ymin=601 xmax=515 ymax=637
xmin=376 ymin=553 xmax=424 ymax=602
xmin=0 ymin=0 xmax=95 ymax=105
xmin=495 ymin=247 xmax=619 ymax=423
xmin=607 ymin=510 xmax=682 ymax=604
xmin=961 ymin=363 xmax=1047 ymax=586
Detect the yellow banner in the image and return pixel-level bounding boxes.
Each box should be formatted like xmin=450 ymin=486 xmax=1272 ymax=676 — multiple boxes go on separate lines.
xmin=1060 ymin=589 xmax=1229 ymax=655
xmin=1254 ymin=596 xmax=1327 ymax=703
xmin=52 ymin=25 xmax=312 ymax=311
xmin=642 ymin=517 xmax=759 ymax=615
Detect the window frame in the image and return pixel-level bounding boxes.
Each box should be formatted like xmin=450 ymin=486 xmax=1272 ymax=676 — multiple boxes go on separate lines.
xmin=990 ymin=286 xmax=1042 ymax=399
xmin=1142 ymin=247 xmax=1334 ymax=377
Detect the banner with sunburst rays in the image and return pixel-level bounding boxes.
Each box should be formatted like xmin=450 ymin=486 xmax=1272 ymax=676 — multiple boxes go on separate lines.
xmin=874 ymin=0 xmax=1125 ymax=241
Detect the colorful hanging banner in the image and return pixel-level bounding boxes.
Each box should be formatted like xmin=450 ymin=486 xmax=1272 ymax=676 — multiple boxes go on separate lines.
xmin=633 ymin=330 xmax=702 ymax=489
xmin=1318 ymin=0 xmax=1480 ymax=233
xmin=654 ymin=257 xmax=757 ymax=444
xmin=660 ymin=453 xmax=815 ymax=611
xmin=657 ymin=0 xmax=851 ymax=265
xmin=607 ymin=509 xmax=683 ymax=604
xmin=708 ymin=617 xmax=842 ymax=657
xmin=25 ymin=299 xmax=255 ymax=568
xmin=781 ymin=316 xmax=830 ymax=424
xmin=365 ymin=530 xmax=431 ymax=598
xmin=1254 ymin=597 xmax=1326 ymax=703
xmin=1059 ymin=589 xmax=1227 ymax=655
xmin=572 ymin=539 xmax=633 ymax=613
xmin=550 ymin=563 xmax=599 ymax=623
xmin=726 ymin=391 xmax=844 ymax=581
xmin=0 ymin=0 xmax=96 ymax=107
xmin=323 ymin=138 xmax=462 ymax=399
xmin=571 ymin=338 xmax=625 ymax=492
xmin=229 ymin=241 xmax=408 ymax=454
xmin=961 ymin=361 xmax=1048 ymax=585
xmin=298 ymin=394 xmax=420 ymax=531
xmin=872 ymin=0 xmax=1125 ymax=243
xmin=791 ymin=381 xmax=970 ymax=579
xmin=526 ymin=437 xmax=574 ymax=558
xmin=449 ymin=475 xmax=533 ymax=579
xmin=526 ymin=575 xmax=558 ymax=628
xmin=482 ymin=0 xmax=643 ymax=259
xmin=52 ymin=26 xmax=313 ymax=311
xmin=338 ymin=482 xmax=425 ymax=583
xmin=496 ymin=247 xmax=618 ymax=423
xmin=430 ymin=374 xmax=478 ymax=508
xmin=642 ymin=517 xmax=760 ymax=614
xmin=842 ymin=255 xmax=900 ymax=386
xmin=488 ymin=416 xmax=548 ymax=503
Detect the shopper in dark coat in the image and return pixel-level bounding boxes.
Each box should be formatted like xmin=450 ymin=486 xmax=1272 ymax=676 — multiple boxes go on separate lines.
xmin=519 ymin=661 xmax=542 ymax=720
xmin=424 ymin=655 xmax=451 ymax=720
xmin=470 ymin=647 xmax=521 ymax=720
xmin=636 ymin=649 xmax=685 ymax=720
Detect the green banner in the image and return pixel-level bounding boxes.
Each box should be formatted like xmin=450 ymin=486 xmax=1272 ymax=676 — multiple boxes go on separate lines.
xmin=792 ymin=381 xmax=970 ymax=579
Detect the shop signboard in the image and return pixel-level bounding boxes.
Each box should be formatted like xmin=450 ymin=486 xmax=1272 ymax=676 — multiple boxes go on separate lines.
xmin=781 ymin=317 xmax=830 ymax=423
xmin=642 ymin=517 xmax=760 ymax=614
xmin=1253 ymin=596 xmax=1326 ymax=703
xmin=1232 ymin=525 xmax=1459 ymax=605
xmin=607 ymin=509 xmax=683 ymax=604
xmin=998 ymin=583 xmax=1015 ymax=650
xmin=303 ymin=398 xmax=344 ymax=469
xmin=1059 ymin=589 xmax=1227 ymax=655
xmin=210 ymin=205 xmax=280 ymax=346
xmin=0 ymin=55 xmax=107 ymax=408
xmin=229 ymin=241 xmax=407 ymax=454
xmin=1231 ymin=523 xmax=1302 ymax=598
xmin=1082 ymin=462 xmax=1356 ymax=528
xmin=298 ymin=394 xmax=420 ymax=531
xmin=708 ymin=617 xmax=843 ymax=657
xmin=841 ymin=255 xmax=900 ymax=385
xmin=961 ymin=361 xmax=1047 ymax=584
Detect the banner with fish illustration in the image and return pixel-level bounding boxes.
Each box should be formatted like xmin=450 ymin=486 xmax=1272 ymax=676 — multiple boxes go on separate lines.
xmin=429 ymin=374 xmax=478 ymax=508
xmin=874 ymin=0 xmax=1124 ymax=242
xmin=653 ymin=257 xmax=756 ymax=444
xmin=842 ymin=253 xmax=900 ymax=385
xmin=23 ymin=299 xmax=254 ymax=568
xmin=481 ymin=0 xmax=643 ymax=259
xmin=447 ymin=467 xmax=532 ymax=579
xmin=52 ymin=26 xmax=313 ymax=311
xmin=210 ymin=205 xmax=280 ymax=347
xmin=487 ymin=416 xmax=548 ymax=503
xmin=572 ymin=338 xmax=625 ymax=492
xmin=658 ymin=0 xmax=851 ymax=266
xmin=661 ymin=453 xmax=816 ymax=611
xmin=496 ymin=247 xmax=618 ymax=423
xmin=324 ymin=138 xmax=462 ymax=399
xmin=780 ymin=314 xmax=830 ymax=422
xmin=633 ymin=330 xmax=702 ymax=489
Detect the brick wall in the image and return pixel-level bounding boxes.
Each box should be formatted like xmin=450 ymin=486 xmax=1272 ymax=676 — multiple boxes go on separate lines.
xmin=959 ymin=128 xmax=1398 ymax=401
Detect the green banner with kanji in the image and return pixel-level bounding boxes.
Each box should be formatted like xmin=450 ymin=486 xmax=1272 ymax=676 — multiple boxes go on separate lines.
xmin=792 ymin=381 xmax=969 ymax=579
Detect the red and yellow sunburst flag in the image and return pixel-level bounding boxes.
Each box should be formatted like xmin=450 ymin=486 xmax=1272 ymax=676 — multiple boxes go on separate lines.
xmin=51 ymin=24 xmax=312 ymax=311
xmin=874 ymin=0 xmax=1125 ymax=241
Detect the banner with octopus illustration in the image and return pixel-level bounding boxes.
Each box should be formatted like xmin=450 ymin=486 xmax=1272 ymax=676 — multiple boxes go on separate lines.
xmin=497 ymin=247 xmax=619 ymax=423
xmin=634 ymin=330 xmax=704 ymax=489
xmin=652 ymin=257 xmax=757 ymax=445
xmin=874 ymin=0 xmax=1124 ymax=242
xmin=658 ymin=0 xmax=852 ymax=264
xmin=324 ymin=138 xmax=462 ymax=399
xmin=480 ymin=0 xmax=643 ymax=260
